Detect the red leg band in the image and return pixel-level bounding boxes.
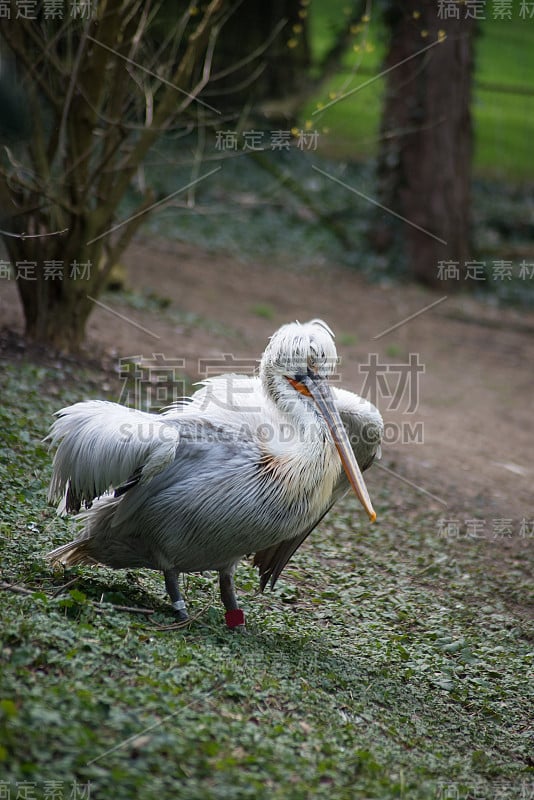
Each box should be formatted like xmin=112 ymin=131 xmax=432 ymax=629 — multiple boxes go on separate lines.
xmin=225 ymin=608 xmax=245 ymax=628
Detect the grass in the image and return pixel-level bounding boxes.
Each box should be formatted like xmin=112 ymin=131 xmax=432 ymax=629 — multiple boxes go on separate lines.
xmin=306 ymin=3 xmax=385 ymax=161
xmin=472 ymin=14 xmax=534 ymax=180
xmin=251 ymin=303 xmax=276 ymax=320
xmin=103 ymin=287 xmax=238 ymax=341
xmin=1 ymin=356 xmax=533 ymax=799
xmin=307 ymin=5 xmax=534 ymax=180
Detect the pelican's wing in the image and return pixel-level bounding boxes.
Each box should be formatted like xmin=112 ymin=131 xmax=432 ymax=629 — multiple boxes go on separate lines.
xmin=253 ymin=501 xmax=336 ymax=591
xmin=47 ymin=401 xmax=181 ymax=512
xmin=164 ymin=374 xmax=264 ymax=426
xmin=253 ymin=467 xmax=369 ymax=591
xmin=254 ymin=398 xmax=382 ymax=591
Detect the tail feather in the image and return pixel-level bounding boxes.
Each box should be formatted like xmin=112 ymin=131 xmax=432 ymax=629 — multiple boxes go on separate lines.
xmin=47 ymin=537 xmax=99 ymax=567
xmin=46 ymin=400 xmax=181 ymax=510
xmin=46 ymin=495 xmax=158 ymax=571
xmin=47 ymin=495 xmax=114 ymax=567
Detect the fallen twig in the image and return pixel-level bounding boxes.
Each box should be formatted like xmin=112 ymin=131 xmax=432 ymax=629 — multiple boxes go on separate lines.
xmin=94 ymin=602 xmax=154 ymax=616
xmin=0 ymin=581 xmax=34 ymax=595
xmin=51 ymin=576 xmax=80 ymax=597
xmin=0 ymin=580 xmax=154 ymax=616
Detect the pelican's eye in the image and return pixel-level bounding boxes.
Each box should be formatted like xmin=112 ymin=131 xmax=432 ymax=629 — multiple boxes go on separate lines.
xmin=307 ymin=355 xmax=319 ymax=374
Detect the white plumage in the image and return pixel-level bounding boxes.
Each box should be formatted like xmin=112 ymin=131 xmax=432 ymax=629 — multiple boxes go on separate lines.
xmin=47 ymin=319 xmax=383 ymax=628
xmin=47 ymin=401 xmax=181 ymax=509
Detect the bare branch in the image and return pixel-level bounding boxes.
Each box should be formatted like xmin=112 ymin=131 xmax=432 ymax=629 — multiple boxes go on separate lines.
xmin=105 ymin=0 xmax=225 ymax=211
xmin=85 ymin=33 xmax=220 ymax=115
xmin=0 ymin=581 xmax=155 ymax=616
xmin=208 ymin=16 xmax=287 ymax=83
xmin=0 ymin=27 xmax=62 ymax=111
xmin=56 ymin=17 xmax=93 ymax=166
xmin=0 ymin=0 xmax=235 ymax=349
xmin=0 ymin=228 xmax=68 ymax=240
xmin=204 ymin=61 xmax=267 ymax=98
xmin=145 ymin=5 xmax=191 ymax=78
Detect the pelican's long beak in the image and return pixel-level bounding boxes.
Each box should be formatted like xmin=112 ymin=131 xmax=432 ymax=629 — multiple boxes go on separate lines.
xmin=288 ymin=373 xmax=377 ymax=522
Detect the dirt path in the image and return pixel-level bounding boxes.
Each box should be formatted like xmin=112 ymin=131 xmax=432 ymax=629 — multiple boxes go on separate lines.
xmin=1 ymin=237 xmax=533 ymax=527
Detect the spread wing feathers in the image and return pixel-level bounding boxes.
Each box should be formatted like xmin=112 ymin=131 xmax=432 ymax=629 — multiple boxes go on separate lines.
xmin=46 ymin=400 xmax=181 ymax=512
xmin=163 ymin=374 xmax=265 ymax=427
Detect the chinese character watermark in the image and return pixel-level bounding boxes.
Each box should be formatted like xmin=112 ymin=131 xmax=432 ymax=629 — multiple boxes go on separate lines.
xmin=438 ymin=0 xmax=534 ymax=19
xmin=0 ymin=781 xmax=91 ymax=800
xmin=0 ymin=259 xmax=92 ymax=281
xmin=437 ymin=517 xmax=533 ymax=539
xmin=118 ymin=355 xmax=187 ymax=411
xmin=214 ymin=129 xmax=320 ymax=153
xmin=0 ymin=0 xmax=98 ymax=18
xmin=437 ymin=259 xmax=534 ymax=282
xmin=359 ymin=353 xmax=425 ymax=413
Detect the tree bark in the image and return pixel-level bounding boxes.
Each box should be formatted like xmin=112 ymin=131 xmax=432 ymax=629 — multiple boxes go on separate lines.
xmin=0 ymin=1 xmax=225 ymax=353
xmin=18 ymin=281 xmax=94 ymax=353
xmin=372 ymin=1 xmax=476 ymax=288
xmin=2 ymin=224 xmax=102 ymax=353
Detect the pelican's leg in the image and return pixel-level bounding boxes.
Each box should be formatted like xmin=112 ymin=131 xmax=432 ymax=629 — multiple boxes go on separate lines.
xmin=219 ymin=564 xmax=245 ymax=630
xmin=164 ymin=569 xmax=188 ymax=621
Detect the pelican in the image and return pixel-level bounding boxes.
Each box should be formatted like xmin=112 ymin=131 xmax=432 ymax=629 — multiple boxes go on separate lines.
xmin=47 ymin=319 xmax=383 ymax=629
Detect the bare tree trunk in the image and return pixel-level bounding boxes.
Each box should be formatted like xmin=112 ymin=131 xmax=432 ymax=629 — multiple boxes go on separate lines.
xmin=0 ymin=0 xmax=225 ymax=353
xmin=2 ymin=232 xmax=99 ymax=352
xmin=371 ymin=1 xmax=476 ymax=287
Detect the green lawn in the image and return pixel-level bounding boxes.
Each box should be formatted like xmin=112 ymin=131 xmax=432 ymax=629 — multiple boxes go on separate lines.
xmin=306 ymin=6 xmax=534 ymax=180
xmin=1 ymin=358 xmax=532 ymax=798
